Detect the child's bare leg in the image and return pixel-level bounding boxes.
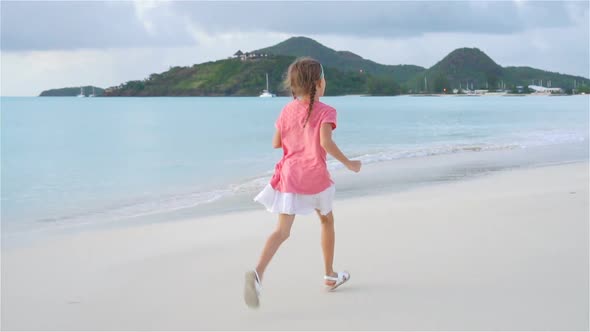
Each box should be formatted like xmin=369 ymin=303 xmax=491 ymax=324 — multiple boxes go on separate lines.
xmin=255 ymin=213 xmax=295 ymax=281
xmin=316 ymin=210 xmax=337 ymax=286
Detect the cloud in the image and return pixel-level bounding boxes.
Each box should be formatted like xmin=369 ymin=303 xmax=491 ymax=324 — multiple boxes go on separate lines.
xmin=169 ymin=1 xmax=581 ymax=39
xmin=0 ymin=32 xmax=291 ymax=96
xmin=313 ymin=21 xmax=589 ymax=77
xmin=0 ymin=1 xmax=195 ymax=51
xmin=1 ymin=1 xmax=586 ymax=51
xmin=1 ymin=1 xmax=588 ymax=96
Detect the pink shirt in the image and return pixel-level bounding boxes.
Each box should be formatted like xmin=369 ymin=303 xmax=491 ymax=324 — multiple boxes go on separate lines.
xmin=270 ymin=99 xmax=337 ymax=194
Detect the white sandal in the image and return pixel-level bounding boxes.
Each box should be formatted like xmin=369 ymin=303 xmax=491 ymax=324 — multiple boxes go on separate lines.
xmin=244 ymin=269 xmax=262 ymax=308
xmin=324 ymin=271 xmax=350 ymax=291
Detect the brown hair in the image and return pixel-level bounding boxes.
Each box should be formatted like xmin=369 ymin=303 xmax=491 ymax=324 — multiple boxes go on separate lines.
xmin=283 ymin=57 xmax=323 ymax=128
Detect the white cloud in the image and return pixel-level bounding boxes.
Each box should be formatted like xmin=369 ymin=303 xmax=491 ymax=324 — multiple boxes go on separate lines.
xmin=308 ymin=19 xmax=589 ymax=76
xmin=0 ymin=32 xmax=291 ymax=96
xmin=1 ymin=1 xmax=588 ymax=96
xmin=132 ymin=0 xmax=176 ymax=35
xmin=2 ymin=48 xmax=187 ymax=96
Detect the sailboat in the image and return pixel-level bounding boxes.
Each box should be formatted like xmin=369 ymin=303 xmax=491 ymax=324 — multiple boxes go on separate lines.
xmin=76 ymin=87 xmax=85 ymax=98
xmin=88 ymin=87 xmax=96 ymax=97
xmin=259 ymin=73 xmax=276 ymax=98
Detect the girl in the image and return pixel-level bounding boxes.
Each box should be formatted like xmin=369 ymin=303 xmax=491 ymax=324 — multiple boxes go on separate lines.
xmin=244 ymin=57 xmax=361 ymax=308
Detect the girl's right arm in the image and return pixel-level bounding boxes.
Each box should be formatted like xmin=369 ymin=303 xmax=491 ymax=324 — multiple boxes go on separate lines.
xmin=319 ymin=123 xmax=361 ymax=173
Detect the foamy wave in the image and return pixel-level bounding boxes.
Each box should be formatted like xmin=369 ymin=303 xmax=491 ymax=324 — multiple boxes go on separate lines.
xmin=34 ymin=189 xmax=233 ymax=227
xmin=34 ymin=129 xmax=587 ymax=230
xmin=229 ymin=176 xmax=271 ymax=193
xmin=512 ymin=130 xmax=586 ymax=148
xmin=326 ymin=143 xmax=522 ymax=170
xmin=327 ymin=129 xmax=587 ymax=170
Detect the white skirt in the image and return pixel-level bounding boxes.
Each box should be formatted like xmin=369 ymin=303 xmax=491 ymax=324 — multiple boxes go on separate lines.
xmin=253 ymin=184 xmax=335 ymax=216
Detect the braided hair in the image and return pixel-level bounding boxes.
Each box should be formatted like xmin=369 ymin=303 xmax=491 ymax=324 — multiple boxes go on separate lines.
xmin=283 ymin=57 xmax=323 ymax=128
xmin=304 ymin=85 xmax=316 ymax=128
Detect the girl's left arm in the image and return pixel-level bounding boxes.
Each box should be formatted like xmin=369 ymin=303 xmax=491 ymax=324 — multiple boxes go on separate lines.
xmin=272 ymin=129 xmax=282 ymax=148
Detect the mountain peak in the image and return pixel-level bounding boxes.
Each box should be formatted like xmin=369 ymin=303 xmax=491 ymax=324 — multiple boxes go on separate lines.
xmin=448 ymin=47 xmax=495 ymax=60
xmin=434 ymin=47 xmax=501 ymax=70
xmin=281 ymin=36 xmax=324 ymax=46
xmin=427 ymin=47 xmax=502 ymax=80
xmin=253 ymin=36 xmax=336 ymax=60
xmin=253 ymin=36 xmax=424 ymax=81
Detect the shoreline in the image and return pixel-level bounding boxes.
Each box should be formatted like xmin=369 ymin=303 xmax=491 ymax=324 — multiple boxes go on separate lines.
xmin=2 ymin=161 xmax=588 ymax=330
xmin=2 ymin=141 xmax=588 ymax=251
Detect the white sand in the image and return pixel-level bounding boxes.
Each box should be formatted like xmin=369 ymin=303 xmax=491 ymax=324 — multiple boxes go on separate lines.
xmin=2 ymin=162 xmax=588 ymax=330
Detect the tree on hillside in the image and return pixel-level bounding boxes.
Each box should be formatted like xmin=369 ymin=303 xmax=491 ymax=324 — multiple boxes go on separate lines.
xmin=432 ymin=73 xmax=450 ymax=93
xmin=367 ymin=75 xmax=401 ymax=95
xmin=486 ymin=72 xmax=499 ymax=89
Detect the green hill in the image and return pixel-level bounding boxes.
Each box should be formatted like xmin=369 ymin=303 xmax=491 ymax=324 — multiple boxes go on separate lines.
xmin=104 ymin=55 xmax=373 ymax=97
xmin=39 ymin=86 xmax=104 ymax=97
xmin=93 ymin=37 xmax=589 ymax=97
xmin=254 ymin=36 xmax=425 ymax=85
xmin=406 ymin=47 xmax=589 ymax=93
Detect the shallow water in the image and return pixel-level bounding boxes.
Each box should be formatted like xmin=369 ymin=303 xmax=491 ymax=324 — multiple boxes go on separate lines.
xmin=1 ymin=95 xmax=588 ymax=246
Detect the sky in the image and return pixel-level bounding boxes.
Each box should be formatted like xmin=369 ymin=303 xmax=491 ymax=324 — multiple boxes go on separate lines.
xmin=1 ymin=0 xmax=589 ymax=96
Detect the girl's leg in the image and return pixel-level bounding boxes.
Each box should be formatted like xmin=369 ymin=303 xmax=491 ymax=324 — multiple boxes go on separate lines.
xmin=255 ymin=213 xmax=295 ymax=281
xmin=316 ymin=210 xmax=337 ymax=286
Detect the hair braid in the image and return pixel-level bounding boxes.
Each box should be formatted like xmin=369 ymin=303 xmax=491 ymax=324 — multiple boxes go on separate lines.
xmin=303 ymin=84 xmax=316 ymax=128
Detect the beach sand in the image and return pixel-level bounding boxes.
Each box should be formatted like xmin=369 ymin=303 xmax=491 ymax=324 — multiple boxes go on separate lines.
xmin=2 ymin=162 xmax=588 ymax=330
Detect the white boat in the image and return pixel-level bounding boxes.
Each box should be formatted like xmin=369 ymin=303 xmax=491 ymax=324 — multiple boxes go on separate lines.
xmin=76 ymin=87 xmax=85 ymax=97
xmin=88 ymin=87 xmax=96 ymax=97
xmin=259 ymin=73 xmax=276 ymax=98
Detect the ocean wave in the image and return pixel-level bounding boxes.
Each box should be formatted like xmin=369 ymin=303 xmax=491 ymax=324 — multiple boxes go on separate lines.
xmin=328 ymin=129 xmax=587 ymax=169
xmin=31 ymin=129 xmax=587 ymax=230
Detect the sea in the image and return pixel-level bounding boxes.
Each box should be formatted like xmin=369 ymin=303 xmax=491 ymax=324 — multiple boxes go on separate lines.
xmin=1 ymin=95 xmax=588 ymax=248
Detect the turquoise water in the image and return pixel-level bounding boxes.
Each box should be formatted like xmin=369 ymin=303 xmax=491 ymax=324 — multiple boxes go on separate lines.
xmin=1 ymin=96 xmax=588 ymax=244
